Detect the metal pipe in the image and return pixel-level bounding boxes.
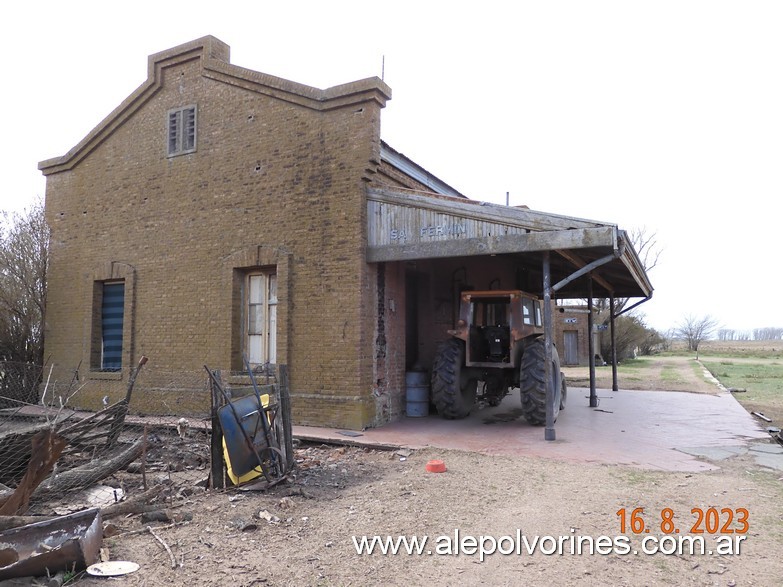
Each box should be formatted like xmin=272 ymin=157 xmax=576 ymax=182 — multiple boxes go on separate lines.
xmin=610 ymin=295 xmax=618 ymax=391
xmin=543 ymin=251 xmax=555 ymax=441
xmin=552 ymin=252 xmax=617 ymax=293
xmin=613 ymin=296 xmax=652 ymax=319
xmin=558 ymin=307 xmax=591 ymax=314
xmin=588 ymin=277 xmax=597 ymax=407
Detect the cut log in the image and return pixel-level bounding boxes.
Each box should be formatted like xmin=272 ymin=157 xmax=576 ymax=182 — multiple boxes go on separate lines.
xmin=0 ymin=430 xmax=67 ymax=515
xmin=101 ymin=484 xmax=166 ymax=519
xmin=33 ymin=437 xmax=145 ymax=499
xmin=0 ymin=484 xmax=167 ymax=531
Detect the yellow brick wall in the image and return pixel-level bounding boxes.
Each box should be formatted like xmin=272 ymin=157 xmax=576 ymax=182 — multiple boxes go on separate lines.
xmin=42 ymin=39 xmax=392 ymax=429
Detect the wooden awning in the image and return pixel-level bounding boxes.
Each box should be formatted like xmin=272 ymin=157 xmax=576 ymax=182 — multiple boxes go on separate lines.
xmin=366 ymin=187 xmax=653 ymax=300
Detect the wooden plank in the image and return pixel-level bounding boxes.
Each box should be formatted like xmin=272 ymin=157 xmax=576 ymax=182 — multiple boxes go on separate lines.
xmin=368 ymin=200 xmax=530 ymax=247
xmin=367 ymin=226 xmax=617 ymax=262
xmin=209 ymin=371 xmax=225 ymax=490
xmin=367 ymin=187 xmax=610 ymax=232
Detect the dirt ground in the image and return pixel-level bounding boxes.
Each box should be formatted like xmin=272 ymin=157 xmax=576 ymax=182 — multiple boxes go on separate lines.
xmin=71 ymin=442 xmax=782 ymax=587
xmin=562 ymin=355 xmax=721 ymax=395
xmin=6 ymin=355 xmax=783 ymax=586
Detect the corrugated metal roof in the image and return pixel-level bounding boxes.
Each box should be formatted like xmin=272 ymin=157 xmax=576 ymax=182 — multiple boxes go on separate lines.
xmin=380 ymin=142 xmax=465 ymax=198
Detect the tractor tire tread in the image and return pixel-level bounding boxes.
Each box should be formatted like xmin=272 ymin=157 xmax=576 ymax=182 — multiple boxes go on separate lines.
xmin=431 ymin=338 xmax=473 ymax=419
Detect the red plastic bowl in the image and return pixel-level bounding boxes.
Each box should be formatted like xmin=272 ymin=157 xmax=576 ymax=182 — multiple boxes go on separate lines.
xmin=425 ymin=459 xmax=447 ymax=473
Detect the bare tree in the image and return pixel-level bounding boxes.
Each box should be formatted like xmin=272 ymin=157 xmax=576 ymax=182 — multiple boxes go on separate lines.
xmin=630 ymin=226 xmax=661 ymax=275
xmin=0 ymin=198 xmax=49 ymax=364
xmin=588 ymin=227 xmax=661 ymax=360
xmin=592 ymin=227 xmax=661 ymax=316
xmin=676 ymin=314 xmax=720 ymax=353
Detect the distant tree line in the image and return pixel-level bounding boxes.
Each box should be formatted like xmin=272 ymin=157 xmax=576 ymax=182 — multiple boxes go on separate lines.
xmin=717 ymin=328 xmax=783 ymax=341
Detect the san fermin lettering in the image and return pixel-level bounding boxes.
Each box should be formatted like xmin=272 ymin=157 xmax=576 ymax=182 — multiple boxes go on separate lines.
xmin=390 ymin=223 xmax=466 ymax=241
xmin=418 ymin=223 xmax=466 ymax=238
xmin=390 ymin=228 xmax=409 ymax=241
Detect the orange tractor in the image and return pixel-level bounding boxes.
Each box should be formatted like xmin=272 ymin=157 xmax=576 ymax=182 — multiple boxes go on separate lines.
xmin=431 ymin=290 xmax=566 ymax=425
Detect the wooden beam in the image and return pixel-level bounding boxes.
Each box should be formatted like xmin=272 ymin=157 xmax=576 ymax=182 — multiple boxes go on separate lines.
xmin=555 ymin=249 xmax=615 ymax=294
xmin=367 ymin=226 xmax=617 ymax=262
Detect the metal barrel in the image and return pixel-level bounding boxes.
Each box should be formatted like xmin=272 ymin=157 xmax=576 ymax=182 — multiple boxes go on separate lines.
xmin=405 ymin=371 xmax=429 ymax=417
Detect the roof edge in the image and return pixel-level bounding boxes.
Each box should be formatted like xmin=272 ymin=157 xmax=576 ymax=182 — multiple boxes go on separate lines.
xmin=205 ymin=60 xmax=391 ymax=109
xmin=380 ymin=142 xmax=465 ymax=198
xmin=148 ymin=35 xmax=230 ymax=75
xmin=39 ymin=36 xmax=392 ymax=175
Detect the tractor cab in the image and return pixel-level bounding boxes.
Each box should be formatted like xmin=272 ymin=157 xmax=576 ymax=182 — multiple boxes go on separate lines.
xmin=448 ymin=290 xmax=543 ymax=369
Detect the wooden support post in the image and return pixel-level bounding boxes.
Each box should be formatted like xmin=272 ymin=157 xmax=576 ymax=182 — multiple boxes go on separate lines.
xmin=543 ymin=252 xmax=555 ymax=441
xmin=141 ymin=425 xmax=148 ymax=491
xmin=277 ymin=365 xmax=294 ymax=473
xmin=209 ymin=370 xmax=225 ymax=490
xmin=610 ymin=295 xmax=618 ymax=391
xmin=588 ymin=276 xmax=597 ymax=407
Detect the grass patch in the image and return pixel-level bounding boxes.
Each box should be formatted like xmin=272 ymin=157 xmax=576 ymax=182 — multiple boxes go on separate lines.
xmin=615 ymin=358 xmax=651 ymax=370
xmin=689 ymin=360 xmax=707 ymax=380
xmin=660 ymin=365 xmax=681 ymax=383
xmin=703 ymin=360 xmax=783 ymax=423
xmin=702 ymin=361 xmax=783 ymax=394
xmin=669 ymin=340 xmax=783 ymax=360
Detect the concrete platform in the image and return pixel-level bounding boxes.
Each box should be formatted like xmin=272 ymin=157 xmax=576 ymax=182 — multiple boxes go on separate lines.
xmin=294 ymin=387 xmax=776 ymax=472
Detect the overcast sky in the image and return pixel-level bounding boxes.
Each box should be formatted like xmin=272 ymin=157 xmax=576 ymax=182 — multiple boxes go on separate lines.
xmin=3 ymin=1 xmax=781 ymax=334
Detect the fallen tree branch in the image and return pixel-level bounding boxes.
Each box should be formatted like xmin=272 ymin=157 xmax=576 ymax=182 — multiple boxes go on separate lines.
xmin=113 ymin=520 xmax=189 ymax=538
xmin=101 ymin=484 xmax=166 ymax=519
xmin=33 ymin=437 xmax=146 ymax=499
xmin=45 ymin=570 xmax=66 ymax=587
xmin=0 ymin=430 xmax=67 ymax=515
xmin=147 ymin=525 xmax=177 ymax=569
xmin=0 ymin=484 xmax=168 ymax=531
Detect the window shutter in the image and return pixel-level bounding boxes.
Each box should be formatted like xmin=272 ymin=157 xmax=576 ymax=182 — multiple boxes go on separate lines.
xmin=167 ymin=106 xmax=197 ymax=156
xmin=168 ymin=110 xmax=181 ymax=155
xmin=184 ymin=108 xmax=196 ymax=151
xmin=101 ymin=283 xmax=125 ymax=371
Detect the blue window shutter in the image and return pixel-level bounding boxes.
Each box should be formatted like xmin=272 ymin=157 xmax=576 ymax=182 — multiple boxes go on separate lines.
xmin=102 ymin=283 xmax=125 ymax=371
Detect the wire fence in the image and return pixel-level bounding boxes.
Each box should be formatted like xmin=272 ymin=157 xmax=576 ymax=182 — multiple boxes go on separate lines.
xmin=0 ymin=360 xmax=292 ymax=518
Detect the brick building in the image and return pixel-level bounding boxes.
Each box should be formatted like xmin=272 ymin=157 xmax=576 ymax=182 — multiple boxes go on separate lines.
xmin=552 ymin=305 xmax=589 ymax=366
xmin=40 ymin=36 xmax=652 ymax=429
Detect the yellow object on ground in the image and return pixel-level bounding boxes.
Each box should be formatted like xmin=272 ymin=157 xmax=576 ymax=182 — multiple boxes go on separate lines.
xmin=222 ymin=437 xmax=262 ymax=484
xmin=222 ymin=393 xmax=270 ymax=485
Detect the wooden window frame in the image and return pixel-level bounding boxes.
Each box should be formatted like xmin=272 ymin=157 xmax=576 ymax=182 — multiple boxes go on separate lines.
xmin=167 ymin=105 xmax=197 ymax=157
xmin=244 ymin=270 xmax=278 ymax=367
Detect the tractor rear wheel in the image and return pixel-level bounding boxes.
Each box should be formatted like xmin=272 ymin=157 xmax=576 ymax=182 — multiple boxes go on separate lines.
xmin=519 ymin=338 xmax=563 ymax=425
xmin=431 ymin=338 xmax=477 ymax=419
xmin=560 ymin=376 xmax=568 ymax=410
